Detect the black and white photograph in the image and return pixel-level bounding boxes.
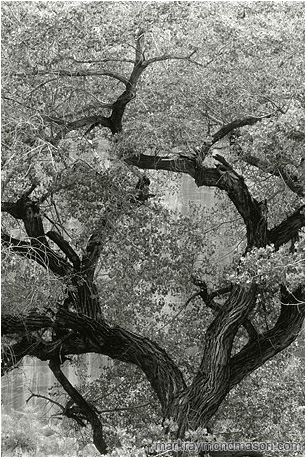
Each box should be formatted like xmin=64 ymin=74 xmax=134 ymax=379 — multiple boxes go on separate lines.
xmin=1 ymin=1 xmax=304 ymax=456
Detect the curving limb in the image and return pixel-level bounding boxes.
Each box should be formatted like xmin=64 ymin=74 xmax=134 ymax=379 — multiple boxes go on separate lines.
xmin=268 ymin=205 xmax=305 ymax=249
xmin=229 ymin=285 xmax=305 ymax=388
xmin=211 ymin=114 xmax=273 ymax=145
xmin=126 ymin=152 xmax=269 ymax=249
xmin=49 ymin=356 xmax=108 ymax=454
xmin=1 ymin=232 xmax=74 ymax=277
xmin=2 ymin=307 xmax=187 ymax=418
xmin=176 ymin=284 xmax=258 ymax=434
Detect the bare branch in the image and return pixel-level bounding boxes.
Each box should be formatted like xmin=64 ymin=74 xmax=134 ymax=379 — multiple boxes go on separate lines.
xmin=238 ymin=152 xmax=304 ymax=197
xmin=2 ymin=233 xmax=74 ymax=277
xmin=37 ymin=68 xmax=129 ymax=85
xmin=70 ymin=57 xmax=135 ymax=65
xmin=27 ymin=78 xmax=59 ymax=95
xmin=53 ymin=115 xmax=113 ymax=142
xmin=27 ymin=392 xmax=65 ymax=411
xmin=135 ymin=28 xmax=145 ymax=63
xmin=142 ymin=49 xmax=201 ymax=68
xmin=212 ymin=113 xmax=273 ymax=144
xmin=198 ymin=113 xmax=275 ymax=162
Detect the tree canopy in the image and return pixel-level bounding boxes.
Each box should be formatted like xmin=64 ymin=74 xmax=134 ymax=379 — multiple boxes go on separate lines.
xmin=1 ymin=1 xmax=304 ymax=456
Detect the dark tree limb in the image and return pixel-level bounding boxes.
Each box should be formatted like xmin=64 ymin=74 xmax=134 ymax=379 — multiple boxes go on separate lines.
xmin=198 ymin=113 xmax=274 ymax=160
xmin=80 ymin=214 xmax=110 ymax=280
xmin=53 ymin=115 xmax=113 ymax=142
xmin=27 ymin=392 xmax=65 ymax=412
xmin=1 ymin=331 xmax=92 ymax=375
xmin=176 ymin=284 xmax=258 ymax=434
xmin=126 ymin=152 xmax=268 ymax=249
xmin=49 ymin=356 xmax=108 ymax=455
xmin=268 ymin=205 xmax=305 ymax=249
xmin=40 ymin=32 xmax=200 ymax=139
xmin=46 ymin=230 xmax=81 ymax=269
xmin=2 ymin=335 xmax=42 ymax=374
xmin=229 ymin=285 xmax=305 ymax=388
xmin=135 ymin=175 xmax=155 ymax=202
xmin=125 ymin=153 xmax=197 ymax=177
xmin=28 ymin=393 xmax=88 ymax=428
xmin=211 ymin=113 xmax=273 ymax=145
xmin=37 ymin=68 xmax=129 ymax=85
xmin=2 ymin=197 xmax=45 ymax=241
xmin=142 ymin=49 xmax=200 ymax=68
xmin=195 ymin=280 xmax=259 ymax=342
xmin=2 ymin=307 xmax=187 ymax=417
xmin=1 ymin=233 xmax=74 ymax=277
xmin=2 ymin=312 xmax=53 ymax=335
xmin=55 ymin=309 xmax=187 ymax=416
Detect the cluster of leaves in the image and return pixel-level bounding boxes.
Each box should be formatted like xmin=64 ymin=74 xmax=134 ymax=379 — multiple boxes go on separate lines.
xmin=228 ymin=234 xmax=304 ymax=292
xmin=1 ymin=406 xmax=90 ymax=457
xmin=239 ymin=106 xmax=304 ymax=167
xmin=1 ymin=250 xmax=65 ymax=316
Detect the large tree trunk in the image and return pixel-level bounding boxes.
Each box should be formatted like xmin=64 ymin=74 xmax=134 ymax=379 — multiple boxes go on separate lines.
xmin=173 ymin=285 xmax=257 ymax=435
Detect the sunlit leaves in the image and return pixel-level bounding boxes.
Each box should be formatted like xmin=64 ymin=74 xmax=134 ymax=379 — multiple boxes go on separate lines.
xmin=228 ymin=233 xmax=305 ymax=292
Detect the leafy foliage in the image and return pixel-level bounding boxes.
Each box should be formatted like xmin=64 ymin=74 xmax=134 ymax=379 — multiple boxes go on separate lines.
xmin=228 ymin=234 xmax=305 ymax=292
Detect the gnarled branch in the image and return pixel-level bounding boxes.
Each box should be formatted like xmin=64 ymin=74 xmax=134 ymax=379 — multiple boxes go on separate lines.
xmin=126 ymin=152 xmax=268 ymax=249
xmin=229 ymin=285 xmax=305 ymax=388
xmin=268 ymin=205 xmax=305 ymax=249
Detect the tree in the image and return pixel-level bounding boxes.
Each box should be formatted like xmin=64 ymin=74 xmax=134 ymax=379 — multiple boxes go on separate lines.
xmin=1 ymin=2 xmax=304 ymax=455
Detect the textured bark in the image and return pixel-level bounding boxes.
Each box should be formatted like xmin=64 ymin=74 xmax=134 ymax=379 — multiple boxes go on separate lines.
xmin=268 ymin=205 xmax=305 ymax=249
xmin=175 ymin=285 xmax=257 ymax=434
xmin=2 ymin=308 xmax=187 ymax=417
xmin=127 ymin=153 xmax=269 ymax=249
xmin=229 ymin=286 xmax=305 ymax=387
